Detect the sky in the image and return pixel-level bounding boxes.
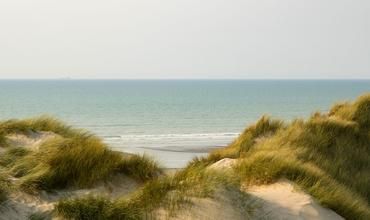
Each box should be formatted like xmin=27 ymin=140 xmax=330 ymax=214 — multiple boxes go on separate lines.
xmin=0 ymin=0 xmax=369 ymax=79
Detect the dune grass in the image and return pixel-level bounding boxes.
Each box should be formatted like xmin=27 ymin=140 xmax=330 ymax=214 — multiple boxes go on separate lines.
xmin=0 ymin=116 xmax=162 ymax=193
xmin=8 ymin=134 xmax=161 ymax=192
xmin=0 ymin=147 xmax=30 ymax=168
xmin=0 ymin=148 xmax=28 ymax=200
xmin=0 ymin=116 xmax=162 ymax=217
xmin=12 ymin=133 xmax=124 ymax=191
xmin=0 ymin=131 xmax=6 ymax=147
xmin=116 ymin=154 xmax=162 ymax=182
xmin=0 ymin=115 xmax=76 ymax=138
xmin=208 ymin=115 xmax=284 ymax=162
xmin=28 ymin=212 xmax=49 ymax=220
xmin=204 ymin=93 xmax=370 ymax=219
xmin=56 ymin=159 xmax=250 ymax=220
xmin=0 ymin=172 xmax=8 ymax=204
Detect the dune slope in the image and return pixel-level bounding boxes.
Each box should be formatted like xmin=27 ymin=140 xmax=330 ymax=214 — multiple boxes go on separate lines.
xmin=207 ymin=93 xmax=370 ymax=219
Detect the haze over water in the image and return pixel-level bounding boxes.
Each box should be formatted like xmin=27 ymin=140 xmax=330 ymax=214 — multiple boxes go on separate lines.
xmin=0 ymin=80 xmax=369 ymax=167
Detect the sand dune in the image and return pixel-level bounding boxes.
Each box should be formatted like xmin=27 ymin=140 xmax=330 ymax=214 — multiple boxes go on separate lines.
xmin=155 ymin=188 xmax=253 ymax=220
xmin=0 ymin=174 xmax=139 ymax=220
xmin=246 ymin=181 xmax=344 ymax=220
xmin=207 ymin=158 xmax=344 ymax=220
xmin=0 ymin=131 xmax=140 ymax=220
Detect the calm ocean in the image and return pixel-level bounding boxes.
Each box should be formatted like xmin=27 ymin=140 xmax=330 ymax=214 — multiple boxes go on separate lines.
xmin=0 ymin=80 xmax=369 ymax=167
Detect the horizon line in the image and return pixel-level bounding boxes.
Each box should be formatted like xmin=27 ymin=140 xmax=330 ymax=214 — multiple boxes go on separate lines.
xmin=0 ymin=78 xmax=370 ymax=80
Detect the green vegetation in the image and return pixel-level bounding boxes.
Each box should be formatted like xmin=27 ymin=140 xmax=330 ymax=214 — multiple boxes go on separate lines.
xmin=0 ymin=131 xmax=6 ymax=147
xmin=0 ymin=172 xmax=8 ymax=204
xmin=12 ymin=133 xmax=125 ymax=191
xmin=208 ymin=115 xmax=284 ymax=161
xmin=0 ymin=147 xmax=30 ymax=167
xmin=28 ymin=212 xmax=48 ymax=220
xmin=56 ymin=161 xmax=250 ymax=220
xmin=117 ymin=154 xmax=163 ymax=182
xmin=0 ymin=116 xmax=162 ymax=193
xmin=205 ymin=93 xmax=370 ymax=219
xmin=57 ymin=196 xmax=115 ymax=220
xmin=0 ymin=115 xmax=76 ymax=138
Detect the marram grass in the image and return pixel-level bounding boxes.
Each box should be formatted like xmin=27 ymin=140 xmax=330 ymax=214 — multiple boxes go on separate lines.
xmin=56 ymin=161 xmax=249 ymax=220
xmin=0 ymin=115 xmax=76 ymax=138
xmin=0 ymin=172 xmax=8 ymax=204
xmin=0 ymin=116 xmax=162 ymax=193
xmin=117 ymin=154 xmax=163 ymax=182
xmin=0 ymin=131 xmax=6 ymax=147
xmin=14 ymin=133 xmax=125 ymax=191
xmin=206 ymin=93 xmax=370 ymax=219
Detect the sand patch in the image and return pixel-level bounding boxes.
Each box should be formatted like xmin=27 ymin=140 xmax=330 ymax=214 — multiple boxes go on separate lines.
xmin=0 ymin=192 xmax=54 ymax=220
xmin=0 ymin=174 xmax=139 ymax=220
xmin=6 ymin=131 xmax=59 ymax=150
xmin=245 ymin=180 xmax=344 ymax=220
xmin=155 ymin=188 xmax=253 ymax=220
xmin=207 ymin=158 xmax=237 ymax=171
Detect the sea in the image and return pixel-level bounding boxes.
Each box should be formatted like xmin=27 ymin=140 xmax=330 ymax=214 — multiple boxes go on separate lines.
xmin=0 ymin=80 xmax=369 ymax=168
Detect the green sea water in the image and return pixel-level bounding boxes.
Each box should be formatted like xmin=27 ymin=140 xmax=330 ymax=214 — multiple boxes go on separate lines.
xmin=0 ymin=80 xmax=369 ymax=167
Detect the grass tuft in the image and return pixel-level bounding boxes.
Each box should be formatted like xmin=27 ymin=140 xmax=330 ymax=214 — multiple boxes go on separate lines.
xmin=117 ymin=154 xmax=162 ymax=182
xmin=0 ymin=116 xmax=162 ymax=193
xmin=56 ymin=158 xmax=244 ymax=220
xmin=0 ymin=147 xmax=31 ymax=168
xmin=209 ymin=115 xmax=283 ymax=160
xmin=0 ymin=174 xmax=8 ymax=204
xmin=57 ymin=196 xmax=113 ymax=220
xmin=7 ymin=133 xmax=123 ymax=191
xmin=0 ymin=130 xmax=7 ymax=147
xmin=28 ymin=212 xmax=48 ymax=220
xmin=0 ymin=115 xmax=77 ymax=137
xmin=352 ymin=94 xmax=370 ymax=128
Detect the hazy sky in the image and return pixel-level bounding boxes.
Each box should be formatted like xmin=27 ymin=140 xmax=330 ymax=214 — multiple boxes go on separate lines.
xmin=0 ymin=0 xmax=369 ymax=79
